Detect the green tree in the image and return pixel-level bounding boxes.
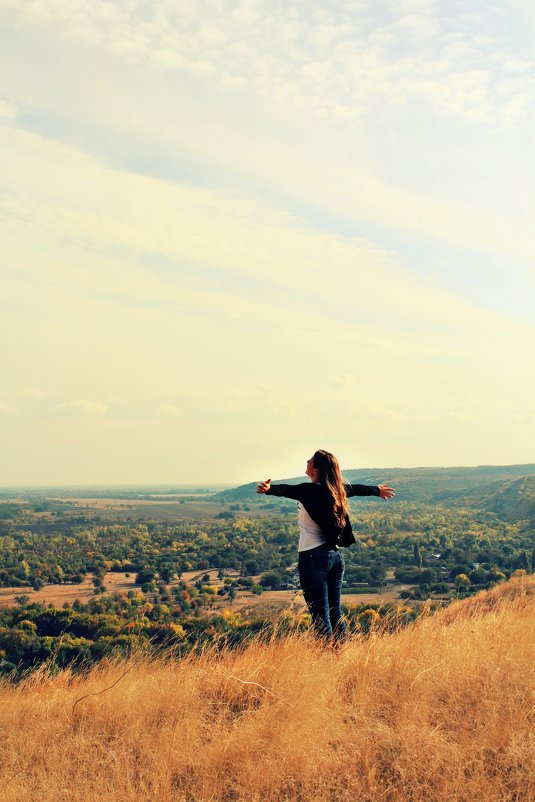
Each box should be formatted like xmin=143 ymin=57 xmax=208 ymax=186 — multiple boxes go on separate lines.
xmin=417 ymin=568 xmax=437 ymax=586
xmin=135 ymin=569 xmax=155 ymax=586
xmin=260 ymin=571 xmax=284 ymax=590
xmin=413 ymin=542 xmax=422 ymax=571
xmin=455 ymin=573 xmax=471 ymax=590
xmin=158 ymin=566 xmax=175 ymax=583
xmin=518 ymin=550 xmax=531 ymax=572
xmin=369 ymin=564 xmax=387 ymax=584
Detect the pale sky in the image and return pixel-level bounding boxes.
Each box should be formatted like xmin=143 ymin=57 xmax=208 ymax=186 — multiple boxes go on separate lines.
xmin=1 ymin=0 xmax=534 ymax=485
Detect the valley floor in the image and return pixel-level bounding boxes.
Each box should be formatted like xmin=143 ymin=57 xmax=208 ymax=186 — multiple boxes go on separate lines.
xmin=0 ymin=569 xmax=411 ymax=613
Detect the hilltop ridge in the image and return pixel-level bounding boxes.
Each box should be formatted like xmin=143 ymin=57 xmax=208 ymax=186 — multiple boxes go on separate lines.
xmin=1 ymin=576 xmax=533 ymax=802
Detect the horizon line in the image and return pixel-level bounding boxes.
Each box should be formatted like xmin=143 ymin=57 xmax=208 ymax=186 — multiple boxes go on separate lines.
xmin=1 ymin=461 xmax=534 ymax=490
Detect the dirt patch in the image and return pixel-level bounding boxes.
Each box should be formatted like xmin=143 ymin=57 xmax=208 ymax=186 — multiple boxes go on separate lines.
xmin=342 ymin=585 xmax=404 ymax=605
xmin=0 ymin=572 xmax=138 ymax=607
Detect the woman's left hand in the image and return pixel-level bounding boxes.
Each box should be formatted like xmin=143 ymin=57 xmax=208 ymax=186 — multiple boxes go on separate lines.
xmin=378 ymin=484 xmax=395 ymax=499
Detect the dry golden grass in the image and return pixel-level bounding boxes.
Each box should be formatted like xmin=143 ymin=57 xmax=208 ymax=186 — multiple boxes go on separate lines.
xmin=1 ymin=577 xmax=534 ymax=802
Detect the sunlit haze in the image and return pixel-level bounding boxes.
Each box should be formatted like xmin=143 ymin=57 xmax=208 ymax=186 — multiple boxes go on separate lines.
xmin=1 ymin=0 xmax=534 ymax=485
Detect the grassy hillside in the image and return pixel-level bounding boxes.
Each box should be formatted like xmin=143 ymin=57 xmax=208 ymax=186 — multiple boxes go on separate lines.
xmin=476 ymin=475 xmax=535 ymax=521
xmin=1 ymin=576 xmax=534 ymax=802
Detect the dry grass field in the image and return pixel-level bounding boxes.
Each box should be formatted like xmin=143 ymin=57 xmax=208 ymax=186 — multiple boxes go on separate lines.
xmin=0 ymin=496 xmax=249 ymax=523
xmin=1 ymin=576 xmax=533 ymax=802
xmin=67 ymin=498 xmax=233 ymax=521
xmin=0 ymin=572 xmax=137 ymax=607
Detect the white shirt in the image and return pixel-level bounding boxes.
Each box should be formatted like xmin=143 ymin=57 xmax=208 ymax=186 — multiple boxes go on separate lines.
xmin=297 ymin=502 xmax=327 ymax=552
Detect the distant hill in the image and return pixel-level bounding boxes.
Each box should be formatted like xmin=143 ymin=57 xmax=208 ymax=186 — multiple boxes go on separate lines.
xmin=215 ymin=464 xmax=535 ymax=520
xmin=463 ymin=475 xmax=535 ymax=522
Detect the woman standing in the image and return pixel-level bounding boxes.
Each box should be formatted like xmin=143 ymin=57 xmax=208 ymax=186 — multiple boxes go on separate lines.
xmin=257 ymin=450 xmax=395 ymax=640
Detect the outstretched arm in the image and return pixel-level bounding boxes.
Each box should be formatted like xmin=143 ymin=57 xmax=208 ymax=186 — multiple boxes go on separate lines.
xmin=345 ymin=483 xmax=395 ymax=499
xmin=257 ymin=480 xmax=307 ymax=500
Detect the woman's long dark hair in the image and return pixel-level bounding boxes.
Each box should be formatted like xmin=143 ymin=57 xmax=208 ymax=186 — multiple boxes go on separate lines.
xmin=312 ymin=449 xmax=348 ymax=526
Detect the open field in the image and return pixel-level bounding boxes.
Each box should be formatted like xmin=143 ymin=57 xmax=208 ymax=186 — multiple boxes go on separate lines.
xmin=0 ymin=572 xmax=138 ymax=607
xmin=64 ymin=498 xmax=235 ymax=521
xmin=1 ymin=495 xmax=279 ymax=524
xmin=1 ymin=576 xmax=533 ymax=802
xmin=5 ymin=499 xmax=229 ymax=523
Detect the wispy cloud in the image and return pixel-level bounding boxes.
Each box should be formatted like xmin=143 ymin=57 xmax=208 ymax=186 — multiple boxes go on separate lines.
xmin=58 ymin=399 xmax=107 ymax=416
xmin=0 ymin=97 xmax=18 ymax=118
xmin=159 ymin=404 xmax=182 ymax=417
xmin=2 ymin=0 xmax=530 ymax=130
xmin=2 ymin=125 xmax=530 ymax=334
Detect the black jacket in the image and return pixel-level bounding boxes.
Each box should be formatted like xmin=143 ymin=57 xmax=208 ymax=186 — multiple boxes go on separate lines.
xmin=266 ymin=482 xmax=380 ymax=548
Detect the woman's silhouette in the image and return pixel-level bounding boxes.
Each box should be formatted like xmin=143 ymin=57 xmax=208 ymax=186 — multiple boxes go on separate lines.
xmin=257 ymin=449 xmax=395 ymax=640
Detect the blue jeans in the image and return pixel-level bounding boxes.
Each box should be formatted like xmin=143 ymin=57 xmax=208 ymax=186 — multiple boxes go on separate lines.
xmin=298 ymin=544 xmax=346 ymax=640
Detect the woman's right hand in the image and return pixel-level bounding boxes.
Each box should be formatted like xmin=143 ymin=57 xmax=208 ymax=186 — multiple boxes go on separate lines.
xmin=257 ymin=478 xmax=271 ymax=494
xmin=378 ymin=484 xmax=395 ymax=499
